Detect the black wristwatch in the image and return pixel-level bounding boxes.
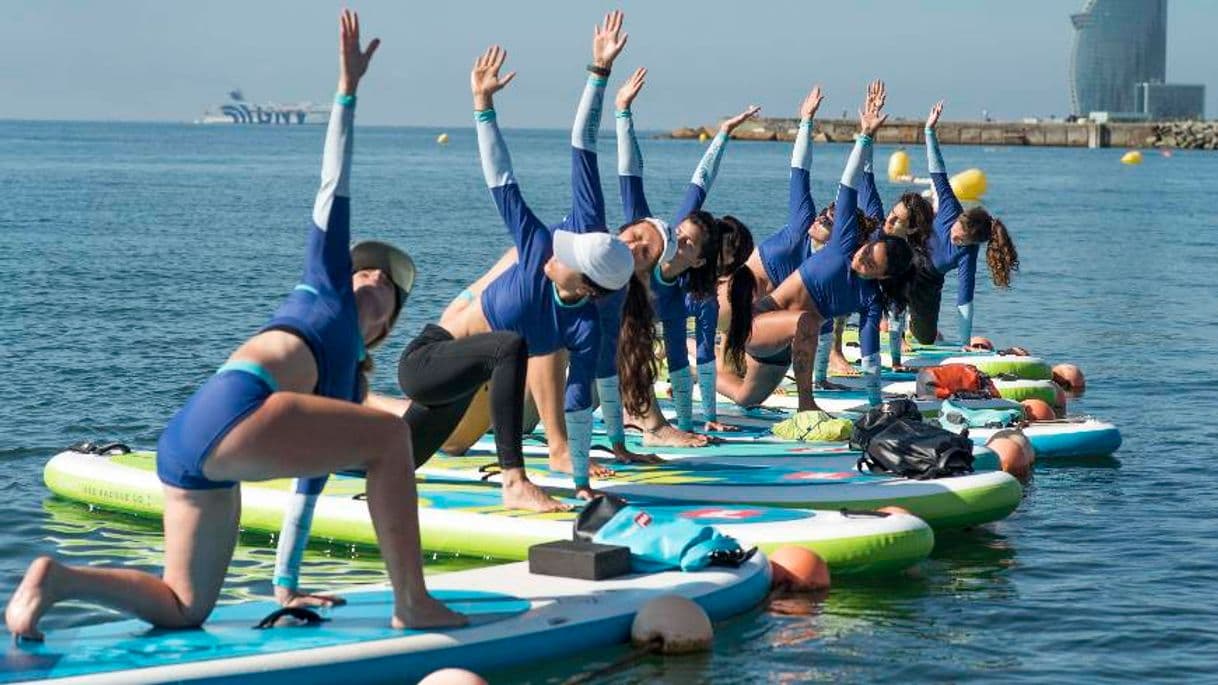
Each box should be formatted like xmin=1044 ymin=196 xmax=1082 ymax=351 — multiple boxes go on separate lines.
xmin=586 ymin=64 xmax=610 ymax=77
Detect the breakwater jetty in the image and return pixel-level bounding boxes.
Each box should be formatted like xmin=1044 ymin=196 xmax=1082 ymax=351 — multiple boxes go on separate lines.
xmin=667 ymin=118 xmax=1218 ymax=150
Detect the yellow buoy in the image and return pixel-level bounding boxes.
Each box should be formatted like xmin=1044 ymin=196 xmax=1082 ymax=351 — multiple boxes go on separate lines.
xmin=698 ymin=131 xmax=709 ymax=143
xmin=437 ymin=133 xmax=450 ymax=145
xmin=887 ymin=149 xmax=911 ymax=182
xmin=1120 ymin=150 xmax=1142 ymax=165
xmin=949 ymin=168 xmax=987 ymax=202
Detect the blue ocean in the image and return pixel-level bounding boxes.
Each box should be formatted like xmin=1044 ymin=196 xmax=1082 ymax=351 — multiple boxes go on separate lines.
xmin=2 ymin=120 xmax=1216 ymax=681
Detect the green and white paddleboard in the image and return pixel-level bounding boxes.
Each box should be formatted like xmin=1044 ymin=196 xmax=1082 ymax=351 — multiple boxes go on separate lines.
xmin=44 ymin=451 xmax=934 ymax=575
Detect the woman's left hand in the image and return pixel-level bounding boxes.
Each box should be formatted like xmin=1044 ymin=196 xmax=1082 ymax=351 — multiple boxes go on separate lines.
xmin=592 ymin=10 xmax=628 ymax=69
xmin=720 ymin=105 xmax=762 ymax=135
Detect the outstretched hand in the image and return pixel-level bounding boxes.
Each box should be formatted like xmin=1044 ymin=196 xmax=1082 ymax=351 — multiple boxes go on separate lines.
xmin=592 ymin=10 xmax=628 ymax=69
xmin=338 ymin=9 xmax=380 ymax=96
xmin=799 ymin=85 xmax=824 ymax=120
xmin=720 ymin=105 xmax=762 ymax=135
xmin=616 ymin=67 xmax=647 ymax=111
xmin=858 ymin=79 xmax=888 ymax=136
xmin=926 ymin=100 xmax=944 ymax=130
xmin=471 ymin=45 xmax=517 ymax=110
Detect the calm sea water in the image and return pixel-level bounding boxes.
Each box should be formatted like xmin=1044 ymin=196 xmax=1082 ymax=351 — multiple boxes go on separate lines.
xmin=2 ymin=120 xmax=1217 ymax=682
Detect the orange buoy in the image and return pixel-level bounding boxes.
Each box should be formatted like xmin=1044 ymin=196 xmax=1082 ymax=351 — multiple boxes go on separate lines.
xmin=968 ymin=336 xmax=994 ymax=350
xmin=769 ymin=546 xmax=831 ymax=592
xmin=877 ymin=505 xmax=914 ymax=517
xmin=986 ymin=430 xmax=1035 ymax=481
xmin=1021 ymin=399 xmax=1055 ymax=422
xmin=631 ymin=595 xmax=713 ymax=654
xmin=1051 ymin=363 xmax=1086 ymax=396
xmin=418 ymin=668 xmax=488 ymax=685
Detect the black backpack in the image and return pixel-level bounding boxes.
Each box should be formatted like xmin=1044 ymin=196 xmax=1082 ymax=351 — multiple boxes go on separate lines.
xmin=857 ymin=419 xmax=975 ymax=480
xmin=850 ymin=399 xmax=923 ymax=451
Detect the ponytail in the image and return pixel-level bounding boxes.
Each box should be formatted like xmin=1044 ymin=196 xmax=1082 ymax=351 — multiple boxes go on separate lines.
xmin=986 ymin=218 xmax=1019 ymax=288
xmin=617 ymin=273 xmax=659 ymax=416
xmin=723 ymin=266 xmax=756 ymax=374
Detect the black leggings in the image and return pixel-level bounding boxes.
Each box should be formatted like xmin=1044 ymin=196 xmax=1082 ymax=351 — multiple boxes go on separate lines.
xmin=397 ymin=325 xmax=527 ymax=470
xmin=908 ymin=265 xmax=946 ymax=345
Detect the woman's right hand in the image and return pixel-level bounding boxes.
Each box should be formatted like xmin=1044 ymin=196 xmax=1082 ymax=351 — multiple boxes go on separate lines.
xmin=859 ymin=79 xmax=888 ymax=136
xmin=337 ymin=9 xmax=380 ymax=96
xmin=471 ymin=45 xmax=517 ymax=110
xmin=799 ymin=85 xmax=824 ymax=120
xmin=926 ymin=100 xmax=944 ymax=131
xmin=616 ymin=67 xmax=647 ymax=111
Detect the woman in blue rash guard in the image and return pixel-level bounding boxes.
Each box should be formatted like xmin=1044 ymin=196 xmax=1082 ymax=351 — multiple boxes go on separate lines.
xmin=908 ymin=100 xmax=1019 ymax=348
xmin=438 ymin=45 xmax=636 ymax=499
xmin=5 ymin=11 xmax=467 ymax=640
xmin=717 ymin=83 xmax=837 ymax=404
xmin=721 ymin=85 xmax=917 ymax=412
xmin=610 ymin=66 xmax=761 ymax=445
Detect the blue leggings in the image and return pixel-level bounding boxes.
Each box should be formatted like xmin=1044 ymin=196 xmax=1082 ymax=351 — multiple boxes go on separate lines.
xmin=156 ymin=362 xmax=278 ymax=490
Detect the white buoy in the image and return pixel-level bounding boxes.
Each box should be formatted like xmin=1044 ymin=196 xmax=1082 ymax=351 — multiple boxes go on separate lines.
xmin=437 ymin=133 xmax=450 ymax=145
xmin=631 ymin=595 xmax=713 ymax=654
xmin=418 ymin=668 xmax=488 ymax=685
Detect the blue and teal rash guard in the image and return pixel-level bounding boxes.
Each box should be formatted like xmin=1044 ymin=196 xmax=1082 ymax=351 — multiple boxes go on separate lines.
xmin=924 ymin=128 xmax=979 ymax=344
xmin=758 ymin=117 xmax=817 ymax=288
xmin=795 ymin=135 xmax=883 ymax=403
xmin=617 ymin=108 xmax=729 ymax=427
xmin=272 ymin=96 xmax=373 ymax=588
xmin=476 ymin=109 xmax=600 ymax=416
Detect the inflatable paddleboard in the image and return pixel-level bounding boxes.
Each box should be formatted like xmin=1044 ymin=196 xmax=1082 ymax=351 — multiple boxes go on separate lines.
xmin=882 ymin=378 xmax=1060 ymax=405
xmin=930 ymin=354 xmax=1053 ymax=380
xmin=0 ymin=556 xmax=769 ymax=684
xmin=44 ymin=451 xmax=934 ymax=575
xmin=421 ymin=453 xmax=1022 ymax=530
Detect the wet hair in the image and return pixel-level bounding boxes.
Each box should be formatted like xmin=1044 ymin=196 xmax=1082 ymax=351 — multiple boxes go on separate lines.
xmin=717 ymin=216 xmax=758 ymax=374
xmin=679 ymin=210 xmax=721 ymax=299
xmin=896 ymin=192 xmax=934 ymax=254
xmin=869 ymin=235 xmax=917 ymax=316
xmin=960 ymin=207 xmax=1019 ymax=287
xmin=617 ymin=273 xmax=659 ymax=416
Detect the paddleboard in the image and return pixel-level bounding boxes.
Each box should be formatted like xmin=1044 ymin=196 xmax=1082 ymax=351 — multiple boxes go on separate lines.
xmin=882 ymin=378 xmax=1060 ymax=405
xmin=0 ymin=556 xmax=768 ymax=684
xmin=44 ymin=451 xmax=934 ymax=575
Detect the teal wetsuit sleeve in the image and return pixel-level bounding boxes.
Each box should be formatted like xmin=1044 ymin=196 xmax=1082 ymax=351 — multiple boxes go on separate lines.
xmin=303 ymin=96 xmax=356 ymax=294
xmin=616 ymin=108 xmax=653 ymax=221
xmin=563 ymin=75 xmax=609 ymax=232
xmin=859 ymin=299 xmax=883 ymax=405
xmin=273 ymin=490 xmax=319 ymax=590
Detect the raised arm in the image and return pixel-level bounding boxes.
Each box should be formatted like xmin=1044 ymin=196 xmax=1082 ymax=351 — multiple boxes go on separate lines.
xmin=615 ymin=67 xmax=652 ymax=222
xmin=473 ymin=46 xmax=552 ymax=267
xmin=858 ymin=81 xmax=886 ymax=223
xmin=787 ymin=85 xmax=823 ymax=239
xmin=304 ymin=11 xmax=379 ymax=292
xmin=828 ymin=82 xmax=886 ymax=258
xmin=925 ymin=101 xmax=963 ymax=226
xmin=563 ymin=11 xmax=628 ymax=232
xmin=671 ymin=105 xmax=759 ymax=224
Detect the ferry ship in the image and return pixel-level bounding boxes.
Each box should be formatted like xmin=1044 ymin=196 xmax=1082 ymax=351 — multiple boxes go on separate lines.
xmin=196 ymin=89 xmax=330 ymax=125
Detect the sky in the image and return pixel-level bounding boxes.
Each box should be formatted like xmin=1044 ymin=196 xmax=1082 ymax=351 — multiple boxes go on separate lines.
xmin=0 ymin=0 xmax=1214 ymax=128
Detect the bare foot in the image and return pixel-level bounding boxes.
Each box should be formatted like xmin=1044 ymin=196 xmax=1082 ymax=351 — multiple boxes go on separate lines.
xmin=814 ymin=380 xmax=852 ymax=391
xmin=612 ymin=444 xmax=663 ymax=464
xmin=828 ymin=354 xmax=858 ymax=378
xmin=502 ymin=479 xmax=570 ymax=512
xmin=546 ymin=454 xmax=615 ymax=479
xmin=590 ymin=461 xmax=615 ymax=478
xmin=6 ymin=556 xmax=60 ymax=641
xmin=640 ymin=424 xmax=710 ymax=448
xmin=392 ymin=594 xmax=468 ymax=630
xmin=275 ymin=585 xmax=347 ymax=608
